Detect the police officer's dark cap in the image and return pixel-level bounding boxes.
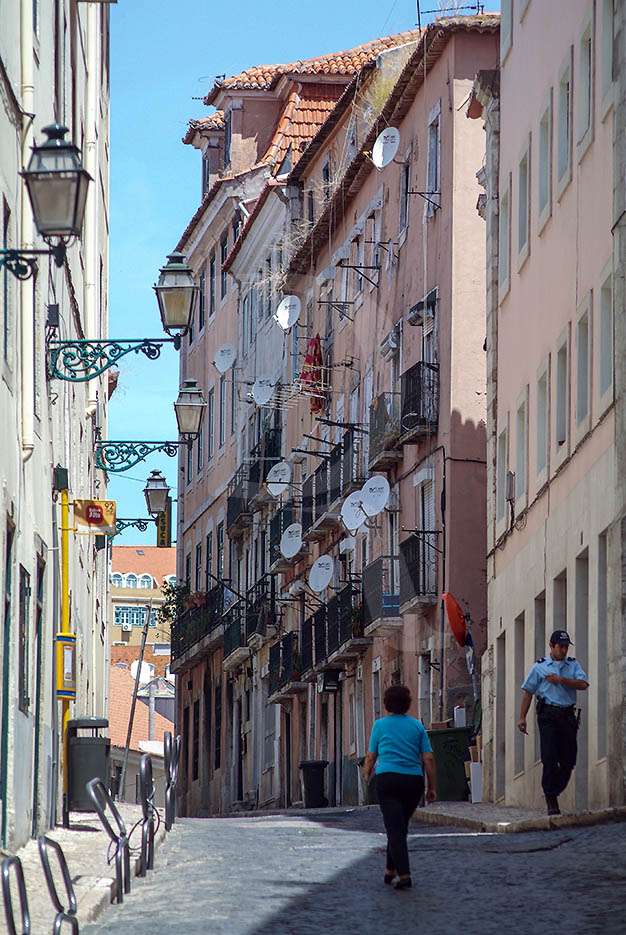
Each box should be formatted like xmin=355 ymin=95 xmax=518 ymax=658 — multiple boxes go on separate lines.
xmin=549 ymin=630 xmax=573 ymax=646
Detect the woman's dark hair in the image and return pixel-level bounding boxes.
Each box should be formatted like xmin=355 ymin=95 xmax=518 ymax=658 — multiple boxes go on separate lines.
xmin=383 ymin=684 xmax=411 ymax=714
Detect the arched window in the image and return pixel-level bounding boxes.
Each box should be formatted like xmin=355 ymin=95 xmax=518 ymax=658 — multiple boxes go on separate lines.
xmin=165 ymin=575 xmax=177 ymax=586
xmin=125 ymin=573 xmax=138 ymax=589
xmin=111 ymin=573 xmax=123 ymax=588
xmin=140 ymin=574 xmax=153 ymax=589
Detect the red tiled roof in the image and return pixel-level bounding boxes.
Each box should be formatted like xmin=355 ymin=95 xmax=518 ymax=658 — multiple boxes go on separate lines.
xmin=262 ymin=83 xmax=345 ymax=174
xmin=111 ymin=545 xmax=176 ymax=583
xmin=182 ymin=110 xmax=225 ymax=144
xmin=108 ymin=664 xmax=174 ymax=750
xmin=204 ymin=29 xmax=422 ymax=103
xmin=110 ymin=644 xmax=171 ymax=679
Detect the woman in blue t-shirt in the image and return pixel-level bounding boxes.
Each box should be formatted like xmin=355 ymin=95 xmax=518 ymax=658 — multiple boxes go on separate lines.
xmin=363 ymin=684 xmax=436 ymax=890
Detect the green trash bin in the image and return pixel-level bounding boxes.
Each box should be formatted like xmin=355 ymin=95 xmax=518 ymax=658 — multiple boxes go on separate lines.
xmin=426 ymin=727 xmax=472 ymax=801
xmin=67 ymin=717 xmax=110 ymax=811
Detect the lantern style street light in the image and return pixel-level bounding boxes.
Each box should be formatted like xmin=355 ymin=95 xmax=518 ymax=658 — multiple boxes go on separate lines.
xmin=143 ymin=470 xmax=171 ymax=516
xmin=174 ymin=379 xmax=206 ymax=438
xmin=0 ymin=124 xmax=92 ymax=280
xmin=153 ymin=252 xmax=199 ymax=343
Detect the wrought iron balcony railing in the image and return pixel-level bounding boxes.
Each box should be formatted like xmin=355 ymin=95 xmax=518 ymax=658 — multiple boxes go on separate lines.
xmin=222 ymin=602 xmax=246 ymax=660
xmin=279 ymin=631 xmax=297 ymax=687
xmin=338 ymin=582 xmax=364 ymax=644
xmin=245 ymin=575 xmax=276 ymax=641
xmin=368 ymin=393 xmax=401 ymax=466
xmin=399 ymin=534 xmax=438 ymax=606
xmin=326 ymin=595 xmax=340 ymax=656
xmin=313 ymin=605 xmax=327 ymax=666
xmin=247 ymin=428 xmax=282 ymax=504
xmin=329 ymin=441 xmax=342 ymax=504
xmin=269 ymin=501 xmax=296 ymax=568
xmin=301 ymin=473 xmax=314 ymax=534
xmin=170 ymin=583 xmax=225 ymax=661
xmin=400 ymin=361 xmax=439 ymax=441
xmin=269 ymin=641 xmax=281 ymax=696
xmin=342 ymin=427 xmax=364 ymax=494
xmin=301 ymin=616 xmax=314 ymax=672
xmin=314 ymin=461 xmax=329 ymax=520
xmin=363 ymin=555 xmax=401 ymax=628
xmin=226 ymin=466 xmax=249 ymax=533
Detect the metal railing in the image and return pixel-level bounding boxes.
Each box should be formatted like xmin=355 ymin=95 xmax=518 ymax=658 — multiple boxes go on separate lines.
xmin=245 ymin=575 xmax=275 ymax=640
xmin=248 ymin=428 xmax=282 ymax=502
xmin=326 ymin=596 xmax=340 ymax=655
xmin=369 ymin=392 xmax=401 ymax=462
xmin=226 ymin=466 xmax=248 ymax=530
xmin=363 ymin=555 xmax=400 ymax=627
xmin=279 ymin=631 xmax=297 ymax=686
xmin=314 ymin=461 xmax=328 ymax=520
xmin=269 ymin=501 xmax=295 ymax=565
xmin=223 ymin=603 xmax=245 ymax=659
xmin=302 ymin=473 xmax=314 ymax=533
xmin=139 ymin=754 xmax=155 ymax=876
xmin=400 ymin=361 xmax=439 ymax=437
xmin=269 ymin=641 xmax=281 ymax=695
xmin=301 ymin=616 xmax=314 ymax=672
xmin=329 ymin=441 xmax=342 ymax=503
xmin=38 ymin=836 xmax=78 ymax=934
xmin=313 ymin=605 xmax=327 ymax=664
xmin=171 ymin=582 xmax=225 ymax=661
xmin=342 ymin=427 xmax=364 ymax=492
xmin=399 ymin=534 xmax=438 ymax=604
xmin=86 ymin=777 xmax=131 ymax=903
xmin=338 ymin=582 xmax=364 ymax=643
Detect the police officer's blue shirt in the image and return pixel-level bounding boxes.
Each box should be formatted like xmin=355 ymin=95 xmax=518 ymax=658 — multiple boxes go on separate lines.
xmin=522 ymin=655 xmax=588 ymax=707
xmin=368 ymin=714 xmax=432 ymax=775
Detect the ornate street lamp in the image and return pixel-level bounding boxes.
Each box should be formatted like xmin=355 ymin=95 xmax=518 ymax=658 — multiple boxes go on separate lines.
xmin=174 ymin=379 xmax=206 ymax=438
xmin=153 ymin=252 xmax=198 ymax=341
xmin=0 ymin=124 xmax=92 ymax=279
xmin=143 ymin=470 xmax=171 ymax=516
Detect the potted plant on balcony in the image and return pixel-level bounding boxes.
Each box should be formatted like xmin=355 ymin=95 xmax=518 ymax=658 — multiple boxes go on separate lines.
xmin=351 ymin=605 xmax=364 ymax=637
xmin=291 ymin=651 xmax=303 ymax=682
xmin=158 ymin=581 xmax=190 ymax=627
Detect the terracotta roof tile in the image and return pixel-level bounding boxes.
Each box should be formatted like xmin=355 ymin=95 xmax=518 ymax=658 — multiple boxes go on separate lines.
xmin=110 ymin=645 xmax=171 ymax=679
xmin=108 ymin=663 xmax=174 ymax=750
xmin=263 ymin=83 xmax=346 ymax=175
xmin=111 ymin=546 xmax=176 ymax=584
xmin=204 ymin=29 xmax=421 ymax=103
xmin=182 ymin=111 xmax=225 ymax=144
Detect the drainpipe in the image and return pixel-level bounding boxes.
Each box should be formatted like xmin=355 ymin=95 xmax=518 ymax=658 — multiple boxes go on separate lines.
xmin=84 ymin=1 xmax=98 ymax=416
xmin=20 ymin=1 xmax=35 ymax=463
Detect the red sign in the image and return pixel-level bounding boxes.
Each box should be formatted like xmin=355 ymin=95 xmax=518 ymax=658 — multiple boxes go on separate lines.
xmin=87 ymin=504 xmax=104 ymax=524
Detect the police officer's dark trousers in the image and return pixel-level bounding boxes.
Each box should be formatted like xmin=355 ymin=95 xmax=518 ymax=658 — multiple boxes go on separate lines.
xmin=376 ymin=772 xmax=424 ymax=877
xmin=538 ymin=705 xmax=578 ymax=797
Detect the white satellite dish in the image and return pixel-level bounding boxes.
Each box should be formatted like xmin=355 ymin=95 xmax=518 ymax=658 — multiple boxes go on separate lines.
xmin=251 ymin=375 xmax=275 ymax=406
xmin=130 ymin=660 xmax=154 ymax=685
xmin=309 ymin=555 xmax=334 ymax=593
xmin=280 ymin=523 xmax=303 ymax=559
xmin=341 ymin=491 xmax=368 ymax=533
xmin=372 ymin=127 xmax=400 ymax=169
xmin=266 ymin=460 xmax=292 ymax=497
xmin=361 ymin=475 xmax=391 ymax=517
xmin=275 ymin=295 xmax=301 ymax=331
xmin=214 ymin=343 xmax=236 ymax=373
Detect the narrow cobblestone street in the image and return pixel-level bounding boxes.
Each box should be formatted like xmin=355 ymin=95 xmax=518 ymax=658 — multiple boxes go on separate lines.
xmin=82 ymin=809 xmax=626 ymax=935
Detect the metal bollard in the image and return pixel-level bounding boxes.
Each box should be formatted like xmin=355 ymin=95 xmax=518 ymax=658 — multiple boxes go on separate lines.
xmin=86 ymin=777 xmax=131 ymax=903
xmin=1 ymin=855 xmax=30 ymax=935
xmin=138 ymin=754 xmax=155 ymax=876
xmin=38 ymin=836 xmax=78 ymax=935
xmin=164 ymin=731 xmax=181 ymax=832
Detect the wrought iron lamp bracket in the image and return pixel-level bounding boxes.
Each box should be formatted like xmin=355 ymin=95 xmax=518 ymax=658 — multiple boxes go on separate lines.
xmin=0 ymin=244 xmax=66 ymax=280
xmin=95 ymin=440 xmax=187 ymax=473
xmin=48 ymin=337 xmax=180 ymax=382
xmin=114 ymin=517 xmax=157 ymax=535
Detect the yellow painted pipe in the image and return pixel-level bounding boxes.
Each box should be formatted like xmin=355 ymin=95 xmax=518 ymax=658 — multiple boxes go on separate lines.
xmin=61 ymin=490 xmax=70 ymax=798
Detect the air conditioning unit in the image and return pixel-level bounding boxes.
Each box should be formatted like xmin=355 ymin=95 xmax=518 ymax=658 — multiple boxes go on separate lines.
xmin=288 ymin=579 xmax=306 ymax=597
xmin=288 ymin=439 xmax=307 ymax=464
xmin=380 ymin=330 xmax=399 ymax=360
xmin=339 ymin=537 xmax=356 ymax=554
xmin=121 ymin=622 xmax=132 ymax=632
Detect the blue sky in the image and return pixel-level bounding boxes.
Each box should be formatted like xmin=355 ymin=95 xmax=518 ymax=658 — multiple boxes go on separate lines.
xmin=107 ymin=0 xmax=499 ymax=545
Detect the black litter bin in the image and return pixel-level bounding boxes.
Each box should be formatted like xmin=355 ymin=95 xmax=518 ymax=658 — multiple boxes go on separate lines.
xmin=299 ymin=759 xmax=329 ymax=808
xmin=67 ymin=717 xmax=110 ymax=811
xmin=426 ymin=727 xmax=472 ymax=801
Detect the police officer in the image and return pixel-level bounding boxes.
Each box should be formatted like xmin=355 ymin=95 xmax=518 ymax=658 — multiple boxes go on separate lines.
xmin=517 ymin=630 xmax=589 ymax=815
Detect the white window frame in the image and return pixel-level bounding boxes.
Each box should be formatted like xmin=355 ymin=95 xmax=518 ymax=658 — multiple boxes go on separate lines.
xmin=517 ymin=133 xmax=531 ymax=271
xmin=498 ymin=173 xmax=511 ymax=303
xmin=554 ymin=325 xmax=570 ymax=469
xmin=575 ymin=292 xmax=592 ymax=443
xmin=556 ymin=47 xmax=574 ymax=201
xmin=536 ymin=355 xmax=550 ymax=489
xmin=425 ymin=102 xmax=441 ymax=218
xmin=399 ymin=145 xmax=411 ymax=238
xmin=538 ymin=88 xmax=553 ymax=234
xmin=577 ymin=9 xmax=595 ymax=162
xmin=207 ymin=387 xmax=215 ymax=462
xmin=515 ymin=386 xmax=529 ymax=512
xmin=600 ymin=0 xmax=614 ymax=119
xmin=501 ymin=0 xmax=513 ymax=62
xmin=598 ymin=260 xmax=614 ymax=416
xmin=496 ymin=418 xmax=509 ymax=540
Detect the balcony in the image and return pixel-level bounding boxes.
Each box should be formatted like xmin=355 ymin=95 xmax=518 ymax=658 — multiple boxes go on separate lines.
xmin=301 ymin=473 xmax=314 ymax=538
xmin=222 ymin=602 xmax=250 ymax=671
xmin=328 ymin=441 xmax=342 ymax=506
xmin=399 ymin=534 xmax=438 ymax=613
xmin=300 ymin=616 xmax=314 ymax=677
xmin=247 ymin=428 xmax=282 ymax=509
xmin=342 ymin=427 xmax=364 ymax=495
xmin=245 ymin=576 xmax=277 ymax=648
xmin=305 ymin=460 xmax=340 ymax=542
xmin=269 ymin=640 xmax=281 ymax=697
xmin=400 ymin=361 xmax=438 ymax=444
xmin=363 ymin=555 xmax=403 ymax=637
xmin=170 ymin=583 xmax=225 ymax=671
xmin=330 ymin=583 xmax=372 ymax=662
xmin=269 ymin=631 xmax=307 ymax=701
xmin=226 ymin=467 xmax=251 ymax=538
xmin=368 ymin=393 xmax=403 ymax=471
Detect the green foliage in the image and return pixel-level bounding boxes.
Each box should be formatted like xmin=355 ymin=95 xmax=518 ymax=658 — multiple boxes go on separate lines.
xmin=158 ymin=580 xmax=189 ymax=627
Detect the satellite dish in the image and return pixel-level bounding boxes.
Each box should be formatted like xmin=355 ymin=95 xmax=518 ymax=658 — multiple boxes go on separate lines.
xmin=372 ymin=127 xmax=400 ymax=169
xmin=280 ymin=523 xmax=303 ymax=559
xmin=309 ymin=555 xmax=334 ymax=593
xmin=341 ymin=491 xmax=368 ymax=533
xmin=361 ymin=475 xmax=391 ymax=517
xmin=130 ymin=660 xmax=154 ymax=684
xmin=443 ymin=592 xmax=468 ymax=647
xmin=266 ymin=460 xmax=292 ymax=497
xmin=251 ymin=375 xmax=275 ymax=406
xmin=275 ymin=295 xmax=301 ymax=331
xmin=214 ymin=343 xmax=236 ymax=373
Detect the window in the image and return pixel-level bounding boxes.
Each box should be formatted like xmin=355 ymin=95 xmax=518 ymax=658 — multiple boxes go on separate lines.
xmin=209 ymin=253 xmax=216 ymax=317
xmin=599 ymin=268 xmax=613 ymax=405
xmin=292 ymin=324 xmax=299 ymax=383
xmin=538 ymin=90 xmax=553 ymax=233
xmin=307 ymin=188 xmax=314 ymax=225
xmin=576 ymin=297 xmax=591 ymax=435
xmin=220 ymin=232 xmax=228 ymax=298
xmin=256 ymin=270 xmax=264 ymax=319
xmin=207 ymin=389 xmax=215 ymax=461
xmin=140 ymin=574 xmax=152 ymax=589
xmin=555 ymin=328 xmax=570 ymax=460
xmin=112 ymin=573 xmax=123 ymax=587
xmin=426 ymin=105 xmax=441 ymax=215
xmin=192 ymin=700 xmax=200 ymax=781
xmin=205 ymin=531 xmax=213 ymax=590
xmin=498 ymin=175 xmax=511 ymax=301
xmin=197 ymin=424 xmax=204 ymax=472
xmin=577 ymin=13 xmax=594 ymax=158
xmin=517 ymin=136 xmax=530 ymax=268
xmin=126 ymin=573 xmax=138 ymax=588
xmin=241 ymin=294 xmax=249 ymax=356
xmin=219 ymin=375 xmax=226 ymax=448
xmin=322 ymin=157 xmax=331 ymax=203
xmin=202 ymin=155 xmax=210 ymax=196
xmin=601 ymin=0 xmax=614 ymax=116
xmin=265 ymin=253 xmax=273 ymax=318
xmin=223 ymin=111 xmax=232 ymax=167
xmin=230 ymin=366 xmax=236 ymax=433
xmin=18 ymin=566 xmax=30 ymax=714
xmin=496 ymin=425 xmax=508 ymax=526
xmin=399 ymin=158 xmax=410 ymax=232
xmin=214 ymin=678 xmax=222 ymax=770
xmin=353 ymin=236 xmax=364 ymax=294
xmin=515 ymin=389 xmax=528 ymax=508
xmin=187 ymin=442 xmax=193 ymax=484
xmin=198 ymin=270 xmax=206 ymax=331
xmin=217 ymin=522 xmax=224 ymax=579
xmin=2 ymin=201 xmax=12 ymax=362
xmin=195 ymin=542 xmax=202 ymax=591
xmin=557 ymin=49 xmax=573 ymax=198
xmin=536 ymin=360 xmax=549 ymax=483
xmin=501 ymin=0 xmax=512 ymax=60
xmin=185 ymin=552 xmax=191 ymax=590
xmin=249 ymin=286 xmax=256 ymax=344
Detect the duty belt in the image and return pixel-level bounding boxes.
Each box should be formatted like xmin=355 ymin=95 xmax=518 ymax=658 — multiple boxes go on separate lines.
xmin=537 ymin=698 xmax=575 ymax=715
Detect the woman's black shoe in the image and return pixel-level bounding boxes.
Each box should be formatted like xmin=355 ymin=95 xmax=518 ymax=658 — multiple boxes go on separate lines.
xmin=384 ymin=872 xmax=395 ymax=885
xmin=394 ymin=877 xmax=412 ymax=890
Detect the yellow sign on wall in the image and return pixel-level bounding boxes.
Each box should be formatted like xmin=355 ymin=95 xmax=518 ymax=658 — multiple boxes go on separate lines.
xmin=73 ymin=499 xmax=116 ymax=535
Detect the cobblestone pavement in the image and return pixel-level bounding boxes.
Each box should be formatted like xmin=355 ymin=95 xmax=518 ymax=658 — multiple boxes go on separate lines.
xmin=81 ymin=808 xmax=626 ymax=935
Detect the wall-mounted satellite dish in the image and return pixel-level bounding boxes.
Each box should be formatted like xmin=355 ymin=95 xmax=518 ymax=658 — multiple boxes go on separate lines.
xmin=275 ymin=295 xmax=301 ymax=331
xmin=280 ymin=523 xmax=303 ymax=559
xmin=266 ymin=460 xmax=292 ymax=497
xmin=443 ymin=592 xmax=468 ymax=648
xmin=372 ymin=127 xmax=400 ymax=169
xmin=251 ymin=375 xmax=276 ymax=406
xmin=214 ymin=343 xmax=236 ymax=373
xmin=309 ymin=555 xmax=334 ymax=593
xmin=361 ymin=475 xmax=391 ymax=517
xmin=341 ymin=491 xmax=368 ymax=533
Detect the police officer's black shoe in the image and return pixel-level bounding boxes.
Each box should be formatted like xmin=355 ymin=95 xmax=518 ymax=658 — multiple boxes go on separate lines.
xmin=546 ymin=796 xmax=560 ymax=816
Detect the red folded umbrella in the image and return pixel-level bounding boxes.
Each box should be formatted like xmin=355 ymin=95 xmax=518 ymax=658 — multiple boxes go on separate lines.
xmin=300 ymin=333 xmax=325 ymax=413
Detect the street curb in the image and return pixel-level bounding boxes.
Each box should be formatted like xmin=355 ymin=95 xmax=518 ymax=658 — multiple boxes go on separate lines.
xmin=76 ymin=822 xmax=168 ymax=928
xmin=411 ymin=805 xmax=626 ymax=833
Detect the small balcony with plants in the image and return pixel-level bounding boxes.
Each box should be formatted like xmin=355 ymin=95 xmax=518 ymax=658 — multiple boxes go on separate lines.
xmin=245 ymin=575 xmax=278 ymax=649
xmin=368 ymin=393 xmax=403 ymax=471
xmin=222 ymin=601 xmax=250 ymax=671
xmin=247 ymin=427 xmax=282 ymax=510
xmin=169 ymin=582 xmax=226 ymax=671
xmin=341 ymin=427 xmax=364 ymax=496
xmin=269 ymin=631 xmax=307 ymax=701
xmin=400 ymin=361 xmax=439 ymax=444
xmin=328 ymin=582 xmax=372 ymax=663
xmin=306 ymin=460 xmax=341 ymax=541
xmin=363 ymin=555 xmax=403 ymax=637
xmin=226 ymin=466 xmax=251 ymax=538
xmin=399 ymin=534 xmax=438 ymax=613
